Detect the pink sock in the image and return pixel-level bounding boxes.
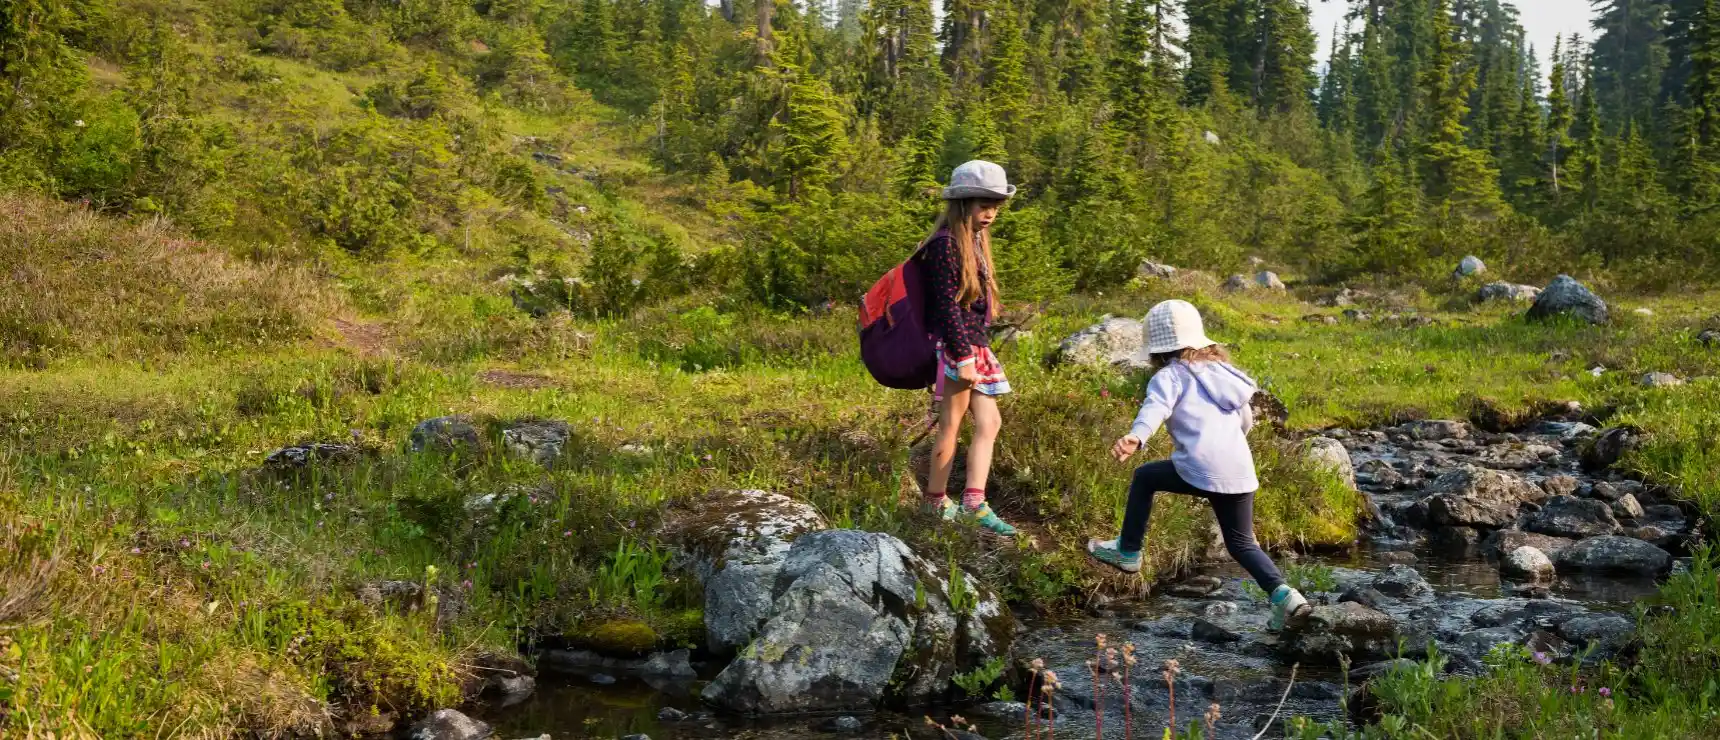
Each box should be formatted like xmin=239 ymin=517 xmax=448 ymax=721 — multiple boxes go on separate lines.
xmin=962 ymin=488 xmax=986 ymax=510
xmin=924 ymin=489 xmax=948 ymax=503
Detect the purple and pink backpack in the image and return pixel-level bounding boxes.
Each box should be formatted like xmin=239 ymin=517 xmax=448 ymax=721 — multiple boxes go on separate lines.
xmin=858 ymin=248 xmax=937 ymax=390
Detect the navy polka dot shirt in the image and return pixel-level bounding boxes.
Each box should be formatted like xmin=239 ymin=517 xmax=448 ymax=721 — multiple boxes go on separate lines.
xmin=915 ymin=229 xmax=990 ymax=362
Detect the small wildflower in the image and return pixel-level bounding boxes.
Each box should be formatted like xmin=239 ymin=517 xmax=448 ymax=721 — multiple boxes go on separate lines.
xmin=1532 ymin=651 xmax=1551 ymax=665
xmin=201 ymin=561 xmax=210 ymax=570
xmin=1571 ymin=685 xmax=1584 ymax=694
xmin=1599 ymin=687 xmax=1612 ymax=698
xmin=131 ymin=547 xmax=141 ymax=555
xmin=1101 ymin=388 xmax=1111 ymax=399
xmin=74 ymin=119 xmax=85 ymax=127
xmin=563 ymin=530 xmax=573 ymax=537
xmin=324 ymin=493 xmax=334 ymax=501
xmin=92 ymin=565 xmax=106 ymax=576
xmin=702 ymin=454 xmax=712 ymax=461
xmin=462 ymin=579 xmax=473 ymax=590
xmin=83 ymin=664 xmax=92 ymax=674
xmin=316 ymin=520 xmax=324 ymax=528
xmin=179 ymin=538 xmax=190 ymax=548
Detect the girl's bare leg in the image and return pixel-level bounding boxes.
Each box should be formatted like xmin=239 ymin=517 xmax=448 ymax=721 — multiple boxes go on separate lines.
xmin=928 ymin=385 xmax=972 ymax=497
xmin=963 ymin=392 xmax=1001 ymax=495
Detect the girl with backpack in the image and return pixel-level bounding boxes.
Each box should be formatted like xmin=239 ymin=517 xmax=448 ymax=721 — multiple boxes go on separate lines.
xmin=1086 ymin=299 xmax=1311 ymax=631
xmin=919 ymin=160 xmax=1018 ymax=536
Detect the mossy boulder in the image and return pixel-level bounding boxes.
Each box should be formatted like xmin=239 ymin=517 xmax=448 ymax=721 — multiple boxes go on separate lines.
xmin=574 ymin=618 xmax=661 ymax=655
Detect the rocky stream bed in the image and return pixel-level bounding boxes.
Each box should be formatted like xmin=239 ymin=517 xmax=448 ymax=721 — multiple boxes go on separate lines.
xmin=429 ymin=411 xmax=1697 ymax=740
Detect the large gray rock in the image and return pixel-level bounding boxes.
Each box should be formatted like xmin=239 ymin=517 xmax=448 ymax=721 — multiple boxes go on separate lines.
xmin=1640 ymin=372 xmax=1684 ymax=388
xmin=701 ymin=530 xmax=1013 ymax=714
xmin=1279 ymin=602 xmax=1400 ymax=665
xmin=1482 ymin=529 xmax=1576 ymax=558
xmin=1527 ymin=275 xmax=1608 ymax=325
xmin=1403 ymin=419 xmax=1469 ymax=441
xmin=1524 ymin=495 xmax=1620 ymax=538
xmin=408 ymin=709 xmax=492 ymax=740
xmin=1501 ymin=546 xmax=1556 ymax=582
xmin=1224 ymin=274 xmax=1251 ymax=291
xmin=1372 ymin=564 xmax=1431 ymax=598
xmin=1456 ymin=255 xmax=1486 ymax=277
xmin=1424 ymin=465 xmax=1545 ymax=529
xmin=1556 ymin=536 xmax=1672 ymax=576
xmin=500 ymin=419 xmax=572 ymax=467
xmin=1612 ymin=494 xmax=1645 ymax=520
xmin=1056 ymin=316 xmax=1148 ymax=371
xmin=1304 ymin=437 xmax=1356 ymax=490
xmin=658 ymin=489 xmax=828 ymax=655
xmin=1477 ymin=282 xmax=1539 ymax=303
xmin=410 ymin=416 xmax=483 ymax=455
xmin=263 ymin=442 xmax=362 ymax=470
xmin=1558 ymin=613 xmax=1634 ymax=650
xmin=1256 ymin=271 xmax=1287 ymax=290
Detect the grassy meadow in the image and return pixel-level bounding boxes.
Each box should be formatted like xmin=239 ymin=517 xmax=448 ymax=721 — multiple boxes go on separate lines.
xmin=5 ymin=189 xmax=1720 ymax=736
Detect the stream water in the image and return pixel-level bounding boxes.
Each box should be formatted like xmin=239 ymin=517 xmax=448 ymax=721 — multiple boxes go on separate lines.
xmin=473 ymin=419 xmax=1687 ymax=740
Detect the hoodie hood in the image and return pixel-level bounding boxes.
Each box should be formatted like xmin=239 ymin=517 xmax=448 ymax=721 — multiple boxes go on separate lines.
xmin=1184 ymin=360 xmax=1258 ymax=412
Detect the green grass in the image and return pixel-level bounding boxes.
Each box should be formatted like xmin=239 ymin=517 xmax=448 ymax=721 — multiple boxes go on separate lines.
xmin=5 ymin=196 xmax=1718 ymax=734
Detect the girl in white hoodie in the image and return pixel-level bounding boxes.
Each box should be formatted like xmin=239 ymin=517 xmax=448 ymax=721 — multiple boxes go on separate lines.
xmin=1087 ymin=300 xmax=1310 ymax=631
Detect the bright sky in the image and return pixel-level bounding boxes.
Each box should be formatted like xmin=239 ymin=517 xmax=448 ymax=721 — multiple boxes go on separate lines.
xmin=1311 ymin=0 xmax=1596 ymax=76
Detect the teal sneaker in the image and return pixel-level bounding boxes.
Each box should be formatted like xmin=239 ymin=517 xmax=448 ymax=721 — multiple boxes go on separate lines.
xmin=963 ymin=502 xmax=1018 ymax=536
xmin=1268 ymin=585 xmax=1310 ymax=631
xmin=922 ymin=496 xmax=960 ymax=521
xmin=1086 ymin=539 xmax=1143 ymax=573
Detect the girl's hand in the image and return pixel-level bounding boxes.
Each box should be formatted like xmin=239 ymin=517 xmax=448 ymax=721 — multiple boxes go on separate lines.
xmin=957 ymin=361 xmax=980 ymax=387
xmin=1112 ymin=435 xmax=1142 ymax=462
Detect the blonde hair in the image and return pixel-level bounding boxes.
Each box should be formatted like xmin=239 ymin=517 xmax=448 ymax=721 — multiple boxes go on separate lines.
xmin=1149 ymin=344 xmax=1230 ymax=369
xmin=927 ymin=198 xmax=1002 ymax=318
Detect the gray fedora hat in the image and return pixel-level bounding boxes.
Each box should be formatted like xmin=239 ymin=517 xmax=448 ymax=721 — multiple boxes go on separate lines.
xmin=942 ymin=160 xmax=1017 ymax=200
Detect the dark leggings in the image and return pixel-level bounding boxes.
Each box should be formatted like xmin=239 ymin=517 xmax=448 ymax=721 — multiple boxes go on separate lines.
xmin=1119 ymin=460 xmax=1285 ymax=593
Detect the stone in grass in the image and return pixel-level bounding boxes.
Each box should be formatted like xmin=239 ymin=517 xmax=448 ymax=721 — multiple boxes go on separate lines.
xmin=1527 ymin=275 xmax=1609 ymax=325
xmin=1055 ymin=316 xmax=1148 ymax=371
xmin=408 ymin=709 xmax=492 ymax=740
xmin=1556 ymin=536 xmax=1673 ymax=576
xmin=1477 ymin=282 xmax=1540 ymax=303
xmin=1139 ymin=260 xmax=1178 ymax=280
xmin=1456 ymin=255 xmax=1486 ymax=277
xmin=1557 ymin=614 xmax=1635 ymax=650
xmin=409 ymin=416 xmax=484 ymax=455
xmin=1640 ymin=372 xmax=1684 ymax=388
xmin=500 ymin=419 xmax=572 ymax=467
xmin=1699 ymin=328 xmax=1720 ymax=347
xmin=1501 ymin=546 xmax=1556 ymax=582
xmin=1256 ymin=271 xmax=1287 ymax=290
xmin=1224 ymin=273 xmax=1251 ymax=291
xmin=1303 ymin=437 xmax=1356 ymax=490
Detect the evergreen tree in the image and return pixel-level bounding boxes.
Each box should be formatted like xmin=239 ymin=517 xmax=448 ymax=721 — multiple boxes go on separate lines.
xmin=0 ymin=0 xmax=87 ymax=184
xmin=1254 ymin=0 xmax=1318 ymax=114
xmin=1591 ymin=0 xmax=1671 ymax=132
xmin=769 ymin=25 xmax=850 ymax=199
xmin=1547 ymin=35 xmax=1576 ymax=197
xmin=1319 ymin=25 xmax=1357 ymax=135
xmin=1416 ymin=0 xmax=1502 ymax=213
xmin=1572 ymin=65 xmax=1605 ymax=209
xmin=1502 ymin=72 xmax=1547 ymax=209
xmin=893 ymin=97 xmax=951 ymax=197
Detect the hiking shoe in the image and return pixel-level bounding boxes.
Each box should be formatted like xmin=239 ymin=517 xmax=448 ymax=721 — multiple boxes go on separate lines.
xmin=922 ymin=496 xmax=960 ymax=521
xmin=1268 ymin=585 xmax=1310 ymax=631
xmin=963 ymin=502 xmax=1018 ymax=536
xmin=1087 ymin=539 xmax=1143 ymax=573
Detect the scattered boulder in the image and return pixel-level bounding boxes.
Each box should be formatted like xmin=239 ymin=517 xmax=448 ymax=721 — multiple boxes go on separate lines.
xmin=1372 ymin=564 xmax=1431 ymax=598
xmin=1539 ymin=475 xmax=1581 ymax=498
xmin=1338 ymin=586 xmax=1389 ymax=610
xmin=1455 ymin=627 xmax=1520 ymax=658
xmin=1501 ymin=546 xmax=1556 ymax=582
xmin=1223 ymin=274 xmax=1250 ymax=291
xmin=1403 ymin=420 xmax=1469 ymax=441
xmin=409 ymin=416 xmax=484 ymax=456
xmin=1303 ymin=437 xmax=1356 ymax=490
xmin=1279 ymin=602 xmax=1400 ymax=664
xmin=407 ymin=709 xmax=492 ymax=740
xmin=641 ymin=648 xmax=697 ymax=679
xmin=1581 ymin=427 xmax=1642 ymax=471
xmin=1557 ymin=614 xmax=1634 ymax=650
xmin=700 ymin=529 xmax=1013 ymax=714
xmin=1477 ymin=282 xmax=1540 ymax=303
xmin=1455 ymin=255 xmax=1486 ymax=277
xmin=1165 ymin=575 xmax=1224 ymax=598
xmin=1424 ymin=465 xmax=1545 ymax=529
xmin=1256 ymin=271 xmax=1287 ymax=291
xmin=1138 ymin=261 xmax=1178 ymax=280
xmin=658 ymin=489 xmax=828 ymax=655
xmin=1640 ymin=372 xmax=1684 ymax=388
xmin=1483 ymin=530 xmax=1575 ymax=559
xmin=1192 ymin=618 xmax=1242 ymax=644
xmin=822 ymin=716 xmax=866 ymax=732
xmin=263 ymin=442 xmax=361 ymax=470
xmin=1698 ymin=328 xmax=1719 ymax=347
xmin=500 ymin=419 xmax=571 ymax=467
xmin=1527 ymin=275 xmax=1608 ymax=325
xmin=1611 ymin=494 xmax=1645 ymax=520
xmin=1556 ymin=535 xmax=1672 ymax=576
xmin=657 ymin=707 xmax=690 ymax=722
xmin=1055 ymin=316 xmax=1148 ymax=371
xmin=1429 ymin=526 xmax=1484 ymax=557
xmin=1343 ymin=308 xmax=1372 ymax=322
xmin=1524 ymin=495 xmax=1620 ymax=539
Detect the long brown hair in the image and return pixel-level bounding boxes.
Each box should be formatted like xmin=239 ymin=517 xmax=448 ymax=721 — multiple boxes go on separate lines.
xmin=926 ymin=198 xmax=1002 ymax=318
xmin=1149 ymin=344 xmax=1231 ymax=369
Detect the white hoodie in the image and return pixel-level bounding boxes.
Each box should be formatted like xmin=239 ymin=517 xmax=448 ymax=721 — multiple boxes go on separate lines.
xmin=1126 ymin=359 xmax=1260 ymax=494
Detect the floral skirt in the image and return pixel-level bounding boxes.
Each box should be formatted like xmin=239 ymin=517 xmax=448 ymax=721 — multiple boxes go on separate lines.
xmin=934 ymin=343 xmax=1012 ymax=401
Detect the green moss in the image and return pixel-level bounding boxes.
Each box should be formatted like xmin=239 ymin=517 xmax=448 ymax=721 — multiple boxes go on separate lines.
xmin=575 ymin=619 xmax=660 ymax=656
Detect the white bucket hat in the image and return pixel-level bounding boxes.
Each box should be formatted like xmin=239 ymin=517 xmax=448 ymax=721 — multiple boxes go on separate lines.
xmin=943 ymin=160 xmax=1017 ymax=200
xmin=1143 ymin=299 xmax=1216 ymax=354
